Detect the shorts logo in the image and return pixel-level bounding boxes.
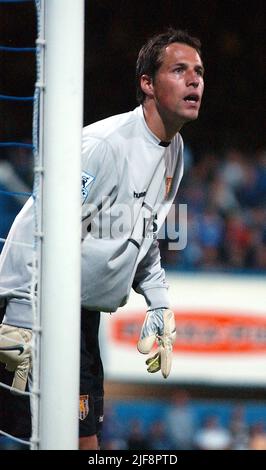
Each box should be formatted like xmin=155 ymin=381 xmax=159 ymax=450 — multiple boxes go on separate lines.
xmin=79 ymin=394 xmax=89 ymax=421
xmin=82 ymin=172 xmax=95 ymax=201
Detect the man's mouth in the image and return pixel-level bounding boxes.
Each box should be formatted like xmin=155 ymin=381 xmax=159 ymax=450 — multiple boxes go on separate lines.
xmin=183 ymin=94 xmax=200 ymax=104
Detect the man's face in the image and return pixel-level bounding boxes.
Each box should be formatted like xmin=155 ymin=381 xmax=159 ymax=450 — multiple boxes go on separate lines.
xmin=152 ymin=42 xmax=204 ymax=127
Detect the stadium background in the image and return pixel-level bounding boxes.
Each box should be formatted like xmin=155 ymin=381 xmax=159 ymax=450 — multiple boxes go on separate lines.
xmin=0 ymin=0 xmax=266 ymax=450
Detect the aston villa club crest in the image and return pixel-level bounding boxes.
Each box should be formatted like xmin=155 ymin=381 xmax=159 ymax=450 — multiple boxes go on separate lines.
xmin=79 ymin=394 xmax=89 ymax=420
xmin=165 ymin=177 xmax=172 ymax=196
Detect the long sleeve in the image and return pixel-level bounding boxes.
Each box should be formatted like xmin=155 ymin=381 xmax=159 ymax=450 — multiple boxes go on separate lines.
xmin=81 ymin=137 xmax=119 ymax=238
xmin=82 ymin=137 xmax=119 ymax=204
xmin=133 ymin=238 xmax=170 ymax=310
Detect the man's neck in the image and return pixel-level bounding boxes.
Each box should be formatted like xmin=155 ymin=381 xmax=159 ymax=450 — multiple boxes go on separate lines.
xmin=142 ymin=100 xmax=182 ymax=142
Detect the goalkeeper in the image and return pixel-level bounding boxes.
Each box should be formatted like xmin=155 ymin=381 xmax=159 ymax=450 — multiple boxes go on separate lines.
xmin=0 ymin=28 xmax=204 ymax=449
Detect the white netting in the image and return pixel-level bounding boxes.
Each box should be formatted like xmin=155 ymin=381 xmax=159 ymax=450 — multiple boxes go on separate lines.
xmin=0 ymin=0 xmax=44 ymax=450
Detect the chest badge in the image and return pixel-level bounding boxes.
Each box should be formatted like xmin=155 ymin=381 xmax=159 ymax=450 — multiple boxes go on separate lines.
xmin=165 ymin=177 xmax=172 ymax=197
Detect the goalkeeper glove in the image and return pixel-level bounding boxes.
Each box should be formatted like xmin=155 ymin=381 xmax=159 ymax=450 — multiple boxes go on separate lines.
xmin=137 ymin=308 xmax=176 ymax=378
xmin=0 ymin=324 xmax=32 ymax=393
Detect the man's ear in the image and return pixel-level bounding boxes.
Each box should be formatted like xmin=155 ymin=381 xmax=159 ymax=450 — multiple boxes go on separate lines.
xmin=140 ymin=74 xmax=154 ymax=99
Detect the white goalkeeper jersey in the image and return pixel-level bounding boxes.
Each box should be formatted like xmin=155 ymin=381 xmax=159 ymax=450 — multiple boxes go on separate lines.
xmin=0 ymin=106 xmax=183 ymax=328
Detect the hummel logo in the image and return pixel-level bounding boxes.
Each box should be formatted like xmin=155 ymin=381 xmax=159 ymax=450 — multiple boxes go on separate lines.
xmin=0 ymin=345 xmax=24 ymax=355
xmin=133 ymin=191 xmax=146 ymax=199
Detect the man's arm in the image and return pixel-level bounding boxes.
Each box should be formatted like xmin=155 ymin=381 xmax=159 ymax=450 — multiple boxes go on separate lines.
xmin=81 ymin=137 xmax=119 ymax=207
xmin=81 ymin=138 xmax=119 ymax=236
xmin=133 ymin=239 xmax=169 ymax=309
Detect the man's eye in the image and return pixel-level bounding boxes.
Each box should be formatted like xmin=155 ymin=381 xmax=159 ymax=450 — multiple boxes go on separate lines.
xmin=174 ymin=67 xmax=184 ymax=73
xmin=196 ymin=69 xmax=204 ymax=77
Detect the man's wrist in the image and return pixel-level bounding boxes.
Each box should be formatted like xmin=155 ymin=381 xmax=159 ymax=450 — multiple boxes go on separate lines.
xmin=143 ymin=286 xmax=170 ymax=310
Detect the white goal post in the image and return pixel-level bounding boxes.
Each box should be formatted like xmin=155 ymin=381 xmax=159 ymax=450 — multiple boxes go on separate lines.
xmin=39 ymin=0 xmax=84 ymax=450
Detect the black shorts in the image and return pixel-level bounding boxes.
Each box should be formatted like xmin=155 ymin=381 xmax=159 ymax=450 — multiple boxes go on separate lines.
xmin=0 ymin=308 xmax=104 ymax=444
xmin=0 ymin=364 xmax=31 ymax=441
xmin=79 ymin=308 xmax=104 ymax=441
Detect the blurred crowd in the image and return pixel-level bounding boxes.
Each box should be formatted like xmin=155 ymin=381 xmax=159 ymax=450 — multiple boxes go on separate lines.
xmin=0 ymin=146 xmax=33 ymax=249
xmin=101 ymin=391 xmax=266 ymax=451
xmin=161 ymin=147 xmax=266 ymax=272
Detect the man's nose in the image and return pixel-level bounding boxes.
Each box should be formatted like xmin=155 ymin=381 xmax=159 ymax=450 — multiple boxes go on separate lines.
xmin=186 ymin=71 xmax=199 ymax=88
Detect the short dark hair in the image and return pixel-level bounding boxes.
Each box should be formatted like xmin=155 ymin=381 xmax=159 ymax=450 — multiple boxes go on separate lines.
xmin=136 ymin=28 xmax=202 ymax=104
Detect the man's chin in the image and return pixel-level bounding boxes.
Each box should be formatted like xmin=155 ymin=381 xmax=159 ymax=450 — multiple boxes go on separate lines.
xmin=182 ymin=110 xmax=199 ymax=123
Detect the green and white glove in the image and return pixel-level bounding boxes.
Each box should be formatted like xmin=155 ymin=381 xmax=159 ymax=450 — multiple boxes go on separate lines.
xmin=0 ymin=324 xmax=32 ymax=393
xmin=137 ymin=308 xmax=176 ymax=378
